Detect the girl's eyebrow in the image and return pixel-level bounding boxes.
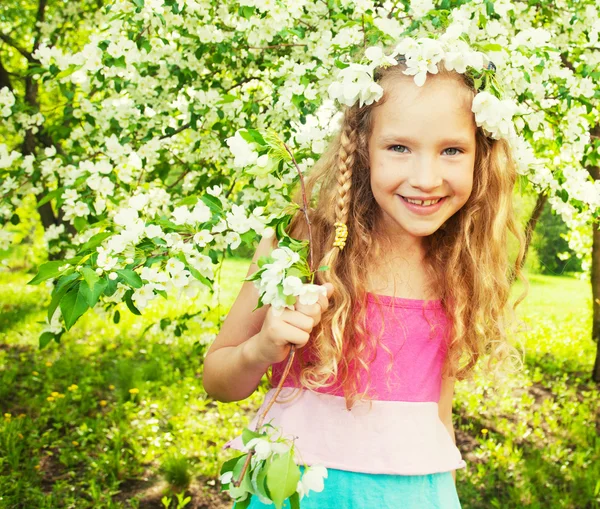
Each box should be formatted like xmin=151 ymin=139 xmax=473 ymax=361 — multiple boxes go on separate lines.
xmin=378 ymin=134 xmax=473 ymax=146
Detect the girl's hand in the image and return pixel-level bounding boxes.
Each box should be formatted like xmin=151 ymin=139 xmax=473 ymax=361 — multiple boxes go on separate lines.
xmin=252 ymin=283 xmax=334 ymax=365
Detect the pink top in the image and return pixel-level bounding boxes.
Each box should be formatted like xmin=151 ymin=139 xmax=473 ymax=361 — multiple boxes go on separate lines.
xmin=225 ymin=292 xmax=467 ymax=476
xmin=271 ymin=292 xmax=450 ymax=402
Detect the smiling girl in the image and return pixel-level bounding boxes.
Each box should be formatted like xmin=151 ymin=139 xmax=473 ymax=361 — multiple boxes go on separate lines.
xmin=204 ymin=38 xmax=528 ymax=508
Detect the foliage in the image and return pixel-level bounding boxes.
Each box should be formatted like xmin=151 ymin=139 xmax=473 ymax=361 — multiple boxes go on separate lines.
xmin=0 ymin=0 xmax=599 ymax=346
xmin=532 ymin=202 xmax=583 ymax=275
xmin=0 ymin=262 xmax=598 ymax=508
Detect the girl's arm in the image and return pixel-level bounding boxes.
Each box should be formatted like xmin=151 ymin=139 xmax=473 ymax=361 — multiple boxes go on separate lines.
xmin=438 ymin=375 xmax=457 ymax=483
xmin=202 ymin=234 xmax=278 ymax=402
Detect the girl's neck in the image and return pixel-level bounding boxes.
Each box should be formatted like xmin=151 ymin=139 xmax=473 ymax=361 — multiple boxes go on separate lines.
xmin=366 ymin=245 xmax=438 ymax=301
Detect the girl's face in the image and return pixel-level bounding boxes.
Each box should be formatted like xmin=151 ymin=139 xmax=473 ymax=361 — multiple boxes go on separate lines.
xmin=368 ymin=74 xmax=477 ymax=249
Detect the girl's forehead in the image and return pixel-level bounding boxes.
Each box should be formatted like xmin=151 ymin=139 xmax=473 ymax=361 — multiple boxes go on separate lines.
xmin=372 ymin=75 xmax=476 ymax=135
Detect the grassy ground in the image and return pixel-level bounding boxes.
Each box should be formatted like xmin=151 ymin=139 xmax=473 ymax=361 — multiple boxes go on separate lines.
xmin=0 ymin=260 xmax=598 ymax=508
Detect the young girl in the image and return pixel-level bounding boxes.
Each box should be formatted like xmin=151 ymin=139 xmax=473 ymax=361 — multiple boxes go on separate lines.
xmin=203 ymin=43 xmax=527 ymax=508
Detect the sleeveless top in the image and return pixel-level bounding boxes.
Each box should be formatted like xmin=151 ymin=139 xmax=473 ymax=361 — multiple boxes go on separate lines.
xmin=225 ymin=292 xmax=467 ymax=476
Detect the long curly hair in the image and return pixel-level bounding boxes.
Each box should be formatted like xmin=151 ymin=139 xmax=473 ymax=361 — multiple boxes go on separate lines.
xmin=282 ymin=61 xmax=529 ymax=408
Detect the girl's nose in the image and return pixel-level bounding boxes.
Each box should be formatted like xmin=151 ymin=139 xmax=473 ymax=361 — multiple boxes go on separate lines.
xmin=407 ymin=155 xmax=443 ymax=191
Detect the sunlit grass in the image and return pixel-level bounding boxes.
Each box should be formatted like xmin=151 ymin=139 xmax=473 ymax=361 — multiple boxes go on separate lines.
xmin=0 ymin=261 xmax=598 ymax=508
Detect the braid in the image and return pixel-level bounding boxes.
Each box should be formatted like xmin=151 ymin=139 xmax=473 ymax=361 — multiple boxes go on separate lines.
xmin=335 ymin=118 xmax=357 ymax=228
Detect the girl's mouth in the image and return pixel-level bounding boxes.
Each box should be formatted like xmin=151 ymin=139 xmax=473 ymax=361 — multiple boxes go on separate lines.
xmin=398 ymin=195 xmax=447 ymax=215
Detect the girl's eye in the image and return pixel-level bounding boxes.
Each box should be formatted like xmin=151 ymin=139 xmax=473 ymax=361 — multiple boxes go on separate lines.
xmin=390 ymin=145 xmax=409 ymax=153
xmin=443 ymin=147 xmax=462 ymax=156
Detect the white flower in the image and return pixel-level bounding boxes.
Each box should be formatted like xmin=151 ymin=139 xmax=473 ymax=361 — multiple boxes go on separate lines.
xmin=165 ymin=258 xmax=185 ymax=276
xmin=171 ymin=269 xmax=190 ymax=288
xmin=226 ymin=131 xmax=259 ymax=168
xmin=193 ymin=230 xmax=213 ymax=247
xmin=364 ymin=46 xmax=397 ymax=68
xmin=114 ymin=208 xmax=139 ymax=227
xmin=297 ymin=465 xmax=328 ymax=500
xmin=224 ymin=231 xmax=241 ymax=249
xmin=207 ymin=185 xmax=222 ymax=197
xmin=172 ymin=206 xmax=193 ymax=225
xmin=472 ymin=92 xmax=518 ymax=140
xmin=410 ymin=0 xmax=435 ymax=18
xmin=132 ymin=284 xmax=156 ymax=310
xmin=298 ymin=284 xmax=327 ymax=306
xmin=129 ymin=194 xmax=149 ymax=211
xmin=145 ymin=224 xmax=164 ymax=238
xmin=73 ymin=202 xmax=90 ymax=217
xmin=245 ymin=438 xmax=272 ymax=461
xmin=191 ymin=201 xmax=212 ymax=224
xmin=271 ymin=247 xmax=300 ymax=270
xmin=282 ymin=275 xmax=303 ymax=296
xmin=328 ymin=63 xmax=383 ymax=107
xmin=220 ymin=471 xmax=233 ymax=485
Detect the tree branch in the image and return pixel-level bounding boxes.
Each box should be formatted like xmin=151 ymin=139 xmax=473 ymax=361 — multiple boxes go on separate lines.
xmin=0 ymin=33 xmax=35 ymax=62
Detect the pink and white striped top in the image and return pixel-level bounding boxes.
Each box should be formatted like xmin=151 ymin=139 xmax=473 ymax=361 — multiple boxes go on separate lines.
xmin=225 ymin=292 xmax=467 ymax=476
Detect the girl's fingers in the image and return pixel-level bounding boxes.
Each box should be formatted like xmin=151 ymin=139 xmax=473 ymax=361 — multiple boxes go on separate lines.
xmin=283 ymin=309 xmax=317 ymax=333
xmin=293 ymin=301 xmax=322 ymax=318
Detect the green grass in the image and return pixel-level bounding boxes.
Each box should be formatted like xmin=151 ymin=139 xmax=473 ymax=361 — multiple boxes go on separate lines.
xmin=0 ymin=262 xmax=598 ymax=508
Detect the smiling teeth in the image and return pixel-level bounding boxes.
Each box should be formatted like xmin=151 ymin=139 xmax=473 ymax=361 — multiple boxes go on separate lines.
xmin=405 ymin=197 xmax=442 ymax=206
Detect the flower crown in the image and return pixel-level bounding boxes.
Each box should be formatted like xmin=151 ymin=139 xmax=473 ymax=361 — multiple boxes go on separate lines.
xmin=327 ymin=34 xmax=519 ymax=142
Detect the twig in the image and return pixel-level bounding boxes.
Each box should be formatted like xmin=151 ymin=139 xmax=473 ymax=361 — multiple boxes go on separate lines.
xmin=233 ymin=141 xmax=315 ymax=487
xmin=248 ymin=43 xmax=307 ymax=50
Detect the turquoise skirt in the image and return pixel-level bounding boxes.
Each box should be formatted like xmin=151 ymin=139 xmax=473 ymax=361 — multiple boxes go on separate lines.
xmin=233 ymin=468 xmax=461 ymax=509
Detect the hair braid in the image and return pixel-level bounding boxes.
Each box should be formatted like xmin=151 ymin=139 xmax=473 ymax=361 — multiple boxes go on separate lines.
xmin=334 ymin=117 xmax=357 ymax=229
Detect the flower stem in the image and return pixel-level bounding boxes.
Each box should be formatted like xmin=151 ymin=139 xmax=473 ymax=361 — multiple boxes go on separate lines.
xmin=233 ymin=141 xmax=314 ymax=488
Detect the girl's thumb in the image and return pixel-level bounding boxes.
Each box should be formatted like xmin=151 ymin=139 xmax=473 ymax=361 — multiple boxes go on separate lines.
xmin=323 ymin=282 xmax=334 ymax=297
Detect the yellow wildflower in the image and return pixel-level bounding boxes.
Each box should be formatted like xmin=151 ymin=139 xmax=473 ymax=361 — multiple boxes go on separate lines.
xmin=34 ymin=465 xmax=41 ymax=470
xmin=129 ymin=388 xmax=139 ymax=394
xmin=481 ymin=428 xmax=488 ymax=435
xmin=4 ymin=413 xmax=11 ymax=419
xmin=57 ymin=393 xmax=65 ymax=398
xmin=51 ymin=391 xmax=60 ymax=397
xmin=68 ymin=384 xmax=78 ymax=391
xmin=72 ymin=441 xmax=79 ymax=446
xmin=99 ymin=400 xmax=107 ymax=407
xmin=45 ymin=361 xmax=52 ymax=367
xmin=109 ymin=384 xmax=115 ymax=390
xmin=47 ymin=396 xmax=55 ymax=402
xmin=32 ymin=371 xmax=39 ymax=376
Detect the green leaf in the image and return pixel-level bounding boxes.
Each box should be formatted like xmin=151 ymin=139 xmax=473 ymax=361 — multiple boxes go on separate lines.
xmin=316 ymin=265 xmax=329 ymax=272
xmin=124 ymin=290 xmax=142 ymax=316
xmin=187 ymin=265 xmax=213 ymax=289
xmin=80 ymin=276 xmax=108 ymax=307
xmin=80 ymin=267 xmax=100 ymax=288
xmin=28 ymin=261 xmax=67 ymax=285
xmin=220 ymin=455 xmax=242 ymax=477
xmin=113 ymin=310 xmax=121 ymax=324
xmin=201 ymin=194 xmax=223 ymax=215
xmin=48 ymin=273 xmax=79 ymax=322
xmin=242 ymin=428 xmax=263 ymax=446
xmin=233 ymin=497 xmax=251 ymax=509
xmin=55 ymin=64 xmax=83 ymax=80
xmin=36 ymin=188 xmax=64 ymax=208
xmin=116 ymin=269 xmax=143 ymax=289
xmin=289 ymin=492 xmax=300 ymax=509
xmin=77 ymin=232 xmax=112 ymax=254
xmin=60 ymin=283 xmax=90 ymax=330
xmin=479 ymin=43 xmax=502 ymax=53
xmin=266 ymin=451 xmax=301 ymax=509
xmin=39 ymin=331 xmax=57 ymax=349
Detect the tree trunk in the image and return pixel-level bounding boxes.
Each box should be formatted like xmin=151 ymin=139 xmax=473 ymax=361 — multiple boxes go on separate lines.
xmin=520 ymin=191 xmax=548 ymax=274
xmin=588 ymin=124 xmax=600 ymax=383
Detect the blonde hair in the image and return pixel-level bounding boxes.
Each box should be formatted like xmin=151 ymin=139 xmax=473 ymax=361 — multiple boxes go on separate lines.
xmin=283 ymin=61 xmax=529 ymax=408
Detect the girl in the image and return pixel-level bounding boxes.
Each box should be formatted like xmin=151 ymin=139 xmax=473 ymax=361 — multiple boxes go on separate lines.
xmin=203 ymin=44 xmax=528 ymax=508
